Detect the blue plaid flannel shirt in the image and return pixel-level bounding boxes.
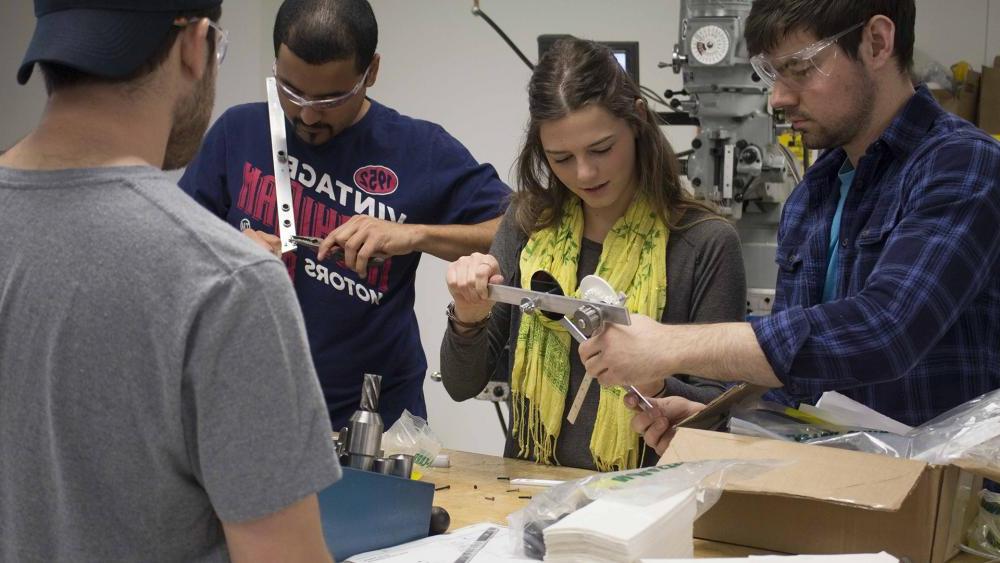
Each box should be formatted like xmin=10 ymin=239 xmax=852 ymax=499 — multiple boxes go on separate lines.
xmin=751 ymin=86 xmax=1000 ymax=426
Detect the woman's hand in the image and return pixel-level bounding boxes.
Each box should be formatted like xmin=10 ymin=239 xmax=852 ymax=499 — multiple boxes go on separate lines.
xmin=445 ymin=253 xmax=504 ymax=324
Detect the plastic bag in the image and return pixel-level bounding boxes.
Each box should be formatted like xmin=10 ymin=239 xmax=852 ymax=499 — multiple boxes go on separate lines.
xmin=908 ymin=387 xmax=1000 ymax=466
xmin=506 ymin=459 xmax=782 ymax=559
xmin=729 ymin=401 xmax=905 ymax=452
xmin=381 ymin=409 xmax=442 ymax=479
xmin=911 ymin=49 xmax=953 ymax=90
xmin=916 ymin=60 xmax=954 ymax=91
xmin=728 ymin=418 xmax=911 ymax=458
xmin=731 ymin=389 xmax=1000 ymax=467
xmin=804 ymin=430 xmax=912 ymax=458
xmin=966 ymin=488 xmax=1000 ymax=557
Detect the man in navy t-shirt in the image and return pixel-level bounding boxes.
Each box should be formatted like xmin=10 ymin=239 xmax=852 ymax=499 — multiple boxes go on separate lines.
xmin=180 ymin=0 xmax=510 ymax=430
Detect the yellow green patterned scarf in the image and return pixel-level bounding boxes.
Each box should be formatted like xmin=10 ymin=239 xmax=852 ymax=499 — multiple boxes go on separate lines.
xmin=511 ymin=195 xmax=667 ymax=471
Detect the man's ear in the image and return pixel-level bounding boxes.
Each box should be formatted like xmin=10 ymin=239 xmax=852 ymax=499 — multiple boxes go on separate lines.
xmin=862 ymin=15 xmax=896 ymax=72
xmin=365 ymin=53 xmax=381 ymax=88
xmin=177 ymin=18 xmax=212 ymax=82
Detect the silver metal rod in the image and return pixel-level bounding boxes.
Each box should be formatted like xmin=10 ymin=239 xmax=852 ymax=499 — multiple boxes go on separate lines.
xmin=558 ymin=317 xmax=589 ymax=343
xmin=629 ymin=387 xmax=655 ymax=411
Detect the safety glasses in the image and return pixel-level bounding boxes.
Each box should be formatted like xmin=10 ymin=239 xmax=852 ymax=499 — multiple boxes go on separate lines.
xmin=174 ymin=18 xmax=229 ymax=67
xmin=272 ymin=61 xmax=370 ymax=110
xmin=750 ymin=22 xmax=864 ymax=90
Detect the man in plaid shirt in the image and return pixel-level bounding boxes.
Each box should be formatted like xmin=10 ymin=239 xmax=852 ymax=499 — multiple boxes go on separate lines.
xmin=579 ymin=0 xmax=1000 ymax=450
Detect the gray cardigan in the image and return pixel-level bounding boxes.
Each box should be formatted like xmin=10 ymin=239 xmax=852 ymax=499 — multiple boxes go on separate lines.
xmin=440 ymin=204 xmax=747 ymax=470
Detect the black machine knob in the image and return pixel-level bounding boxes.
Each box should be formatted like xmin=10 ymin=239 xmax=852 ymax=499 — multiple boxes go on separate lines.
xmin=429 ymin=506 xmax=451 ymax=536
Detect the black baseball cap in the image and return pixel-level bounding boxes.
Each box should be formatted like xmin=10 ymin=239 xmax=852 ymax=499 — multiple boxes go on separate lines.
xmin=18 ymin=0 xmax=223 ymax=85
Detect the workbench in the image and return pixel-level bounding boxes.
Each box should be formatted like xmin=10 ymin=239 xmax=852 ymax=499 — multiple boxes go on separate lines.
xmin=424 ymin=450 xmax=982 ymax=560
xmin=426 ymin=450 xmax=773 ymax=557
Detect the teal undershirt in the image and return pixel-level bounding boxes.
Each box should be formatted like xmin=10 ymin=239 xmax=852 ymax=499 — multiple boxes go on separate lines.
xmin=822 ymin=159 xmax=856 ymax=302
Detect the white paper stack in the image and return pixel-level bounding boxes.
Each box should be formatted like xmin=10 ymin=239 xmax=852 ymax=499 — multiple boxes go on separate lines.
xmin=641 ymin=552 xmax=899 ymax=562
xmin=345 ymin=523 xmax=536 ymax=563
xmin=542 ymin=487 xmax=696 ymax=562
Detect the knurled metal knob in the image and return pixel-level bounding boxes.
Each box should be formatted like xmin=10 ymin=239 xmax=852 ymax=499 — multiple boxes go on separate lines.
xmin=572 ymin=305 xmax=603 ymax=336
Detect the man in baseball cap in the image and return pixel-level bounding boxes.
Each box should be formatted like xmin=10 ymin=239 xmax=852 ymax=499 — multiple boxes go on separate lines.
xmin=0 ymin=2 xmax=340 ymax=561
xmin=18 ymin=0 xmax=223 ymax=85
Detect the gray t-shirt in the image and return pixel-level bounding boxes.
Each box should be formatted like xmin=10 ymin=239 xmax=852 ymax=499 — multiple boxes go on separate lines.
xmin=441 ymin=205 xmax=746 ymax=470
xmin=0 ymin=166 xmax=341 ymax=562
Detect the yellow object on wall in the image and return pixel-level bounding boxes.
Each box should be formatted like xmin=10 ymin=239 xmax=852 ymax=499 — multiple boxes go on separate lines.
xmin=778 ymin=131 xmax=804 ymax=161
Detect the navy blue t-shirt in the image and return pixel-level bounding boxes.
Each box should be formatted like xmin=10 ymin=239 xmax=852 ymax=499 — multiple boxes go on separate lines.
xmin=179 ymin=100 xmax=510 ymax=429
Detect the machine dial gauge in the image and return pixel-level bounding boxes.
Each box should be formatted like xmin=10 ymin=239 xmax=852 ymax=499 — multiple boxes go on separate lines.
xmin=690 ymin=25 xmax=731 ymax=65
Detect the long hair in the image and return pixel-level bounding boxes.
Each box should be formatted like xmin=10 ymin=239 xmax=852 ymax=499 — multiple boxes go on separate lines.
xmin=512 ymin=36 xmax=717 ymax=235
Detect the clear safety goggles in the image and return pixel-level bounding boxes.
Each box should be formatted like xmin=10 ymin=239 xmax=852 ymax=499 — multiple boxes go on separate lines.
xmin=174 ymin=18 xmax=229 ymax=67
xmin=750 ymin=22 xmax=864 ymax=90
xmin=272 ymin=61 xmax=370 ymax=110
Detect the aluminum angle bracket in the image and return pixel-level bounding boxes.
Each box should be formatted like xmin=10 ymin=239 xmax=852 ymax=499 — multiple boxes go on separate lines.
xmin=266 ymin=77 xmax=298 ymax=253
xmin=486 ymin=284 xmax=631 ymax=326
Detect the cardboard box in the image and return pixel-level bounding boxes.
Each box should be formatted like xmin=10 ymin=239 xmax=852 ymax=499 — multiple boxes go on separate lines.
xmin=977 ymin=56 xmax=1000 ymax=135
xmin=931 ymin=69 xmax=980 ymax=124
xmin=660 ymin=429 xmax=993 ymax=562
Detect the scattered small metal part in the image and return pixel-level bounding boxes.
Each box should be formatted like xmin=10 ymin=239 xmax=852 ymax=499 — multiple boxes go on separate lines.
xmin=434 ymin=485 xmax=451 ymax=491
xmin=497 ymin=476 xmax=510 ymax=480
xmin=506 ymin=488 xmax=520 ymax=493
xmin=484 ymin=496 xmax=495 ymax=501
xmin=518 ymin=495 xmax=532 ymax=499
xmin=473 ymin=484 xmax=478 ymax=489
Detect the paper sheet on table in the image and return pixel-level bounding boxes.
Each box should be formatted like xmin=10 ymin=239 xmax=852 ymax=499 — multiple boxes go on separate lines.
xmin=813 ymin=391 xmax=913 ymax=434
xmin=344 ymin=523 xmax=536 ymax=563
xmin=641 ymin=552 xmax=898 ymax=562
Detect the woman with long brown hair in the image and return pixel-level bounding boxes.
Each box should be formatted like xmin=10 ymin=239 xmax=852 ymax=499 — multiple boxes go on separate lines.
xmin=439 ymin=37 xmax=746 ymax=471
